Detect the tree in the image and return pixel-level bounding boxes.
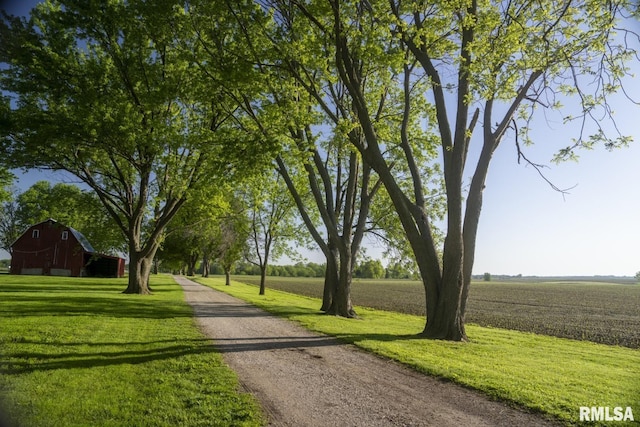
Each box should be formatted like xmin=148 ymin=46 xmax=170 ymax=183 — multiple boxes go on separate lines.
xmin=206 ymin=2 xmax=388 ymax=316
xmin=214 ymin=201 xmax=250 ymax=286
xmin=0 ymin=1 xmax=247 ymax=293
xmin=0 ymin=199 xmax=19 ymax=256
xmin=155 ymin=183 xmax=247 ymax=281
xmin=156 ymin=185 xmax=229 ymax=276
xmin=155 ymin=230 xmax=191 ymax=275
xmin=266 ymin=0 xmax=638 ymax=340
xmin=243 ymin=171 xmax=305 ymax=295
xmin=159 ymin=224 xmax=202 ymax=276
xmin=267 ymin=263 xmax=325 ymax=277
xmin=355 ymin=259 xmax=385 ymax=279
xmin=0 ymin=168 xmax=13 ymax=205
xmin=277 ymin=138 xmax=382 ymax=317
xmin=385 ymin=262 xmax=414 ymax=280
xmin=0 ymin=169 xmax=18 ymax=255
xmin=169 ymin=191 xmax=251 ymax=286
xmin=635 ymin=271 xmax=640 ymax=283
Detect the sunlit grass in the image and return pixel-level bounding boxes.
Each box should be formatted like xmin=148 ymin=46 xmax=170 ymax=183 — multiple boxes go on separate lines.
xmin=197 ymin=276 xmax=640 ymax=426
xmin=0 ymin=274 xmax=263 ymax=427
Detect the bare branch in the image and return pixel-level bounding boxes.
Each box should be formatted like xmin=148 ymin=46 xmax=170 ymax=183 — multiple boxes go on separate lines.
xmin=512 ymin=119 xmax=576 ymax=197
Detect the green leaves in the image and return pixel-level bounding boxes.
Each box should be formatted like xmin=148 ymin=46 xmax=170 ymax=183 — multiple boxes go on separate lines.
xmin=0 ymin=0 xmax=277 ymax=291
xmin=0 ymin=168 xmax=14 ymax=205
xmin=3 ymin=1 xmax=245 ymax=226
xmin=243 ymin=169 xmax=306 ymax=266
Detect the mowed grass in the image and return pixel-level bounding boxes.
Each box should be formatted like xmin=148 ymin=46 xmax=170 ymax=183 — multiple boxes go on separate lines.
xmin=238 ymin=276 xmax=640 ymax=348
xmin=197 ymin=276 xmax=640 ymax=426
xmin=0 ymin=274 xmax=263 ymax=427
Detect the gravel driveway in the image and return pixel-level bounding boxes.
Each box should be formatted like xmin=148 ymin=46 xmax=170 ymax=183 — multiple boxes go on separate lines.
xmin=174 ymin=276 xmax=558 ymax=427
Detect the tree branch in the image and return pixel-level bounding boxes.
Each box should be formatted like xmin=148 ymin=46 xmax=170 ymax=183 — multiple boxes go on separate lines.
xmin=512 ymin=119 xmax=576 ymax=197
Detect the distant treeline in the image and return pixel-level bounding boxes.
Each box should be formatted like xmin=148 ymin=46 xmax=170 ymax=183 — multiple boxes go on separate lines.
xmin=230 ymin=262 xmax=325 ymax=278
xmin=3 ymin=256 xmax=416 ymax=279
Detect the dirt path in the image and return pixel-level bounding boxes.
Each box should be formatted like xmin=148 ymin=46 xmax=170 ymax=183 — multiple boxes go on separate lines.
xmin=174 ymin=276 xmax=558 ymax=427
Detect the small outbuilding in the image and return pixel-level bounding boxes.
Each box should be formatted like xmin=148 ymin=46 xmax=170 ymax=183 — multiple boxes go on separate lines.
xmin=10 ymin=218 xmax=125 ymax=278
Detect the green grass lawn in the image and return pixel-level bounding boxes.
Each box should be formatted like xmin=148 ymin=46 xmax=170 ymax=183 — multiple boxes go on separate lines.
xmin=0 ymin=275 xmax=264 ymax=427
xmin=197 ymin=276 xmax=640 ymax=427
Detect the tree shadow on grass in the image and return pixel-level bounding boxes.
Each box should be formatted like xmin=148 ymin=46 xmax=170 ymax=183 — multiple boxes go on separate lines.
xmin=0 ymin=294 xmax=192 ymax=319
xmin=0 ymin=285 xmax=121 ymax=293
xmin=1 ymin=335 xmax=343 ymax=375
xmin=1 ymin=339 xmax=218 ymax=375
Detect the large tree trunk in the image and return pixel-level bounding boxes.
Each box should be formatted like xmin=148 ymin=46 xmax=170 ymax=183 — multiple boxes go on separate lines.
xmin=321 ymin=244 xmax=339 ymax=312
xmin=327 ymin=245 xmax=356 ymax=318
xmin=416 ymin=236 xmax=467 ymax=341
xmin=124 ymin=249 xmax=154 ymax=295
xmin=421 ymin=273 xmax=467 ymax=340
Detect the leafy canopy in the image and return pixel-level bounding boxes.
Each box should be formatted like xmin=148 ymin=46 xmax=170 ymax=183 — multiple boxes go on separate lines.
xmin=0 ymin=0 xmax=268 ymax=262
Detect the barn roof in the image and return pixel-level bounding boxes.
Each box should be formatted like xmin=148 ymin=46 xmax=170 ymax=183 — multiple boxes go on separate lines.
xmin=69 ymin=227 xmax=95 ymax=253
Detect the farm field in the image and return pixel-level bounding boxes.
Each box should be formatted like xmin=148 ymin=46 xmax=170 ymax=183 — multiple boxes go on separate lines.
xmin=235 ymin=275 xmax=640 ymax=348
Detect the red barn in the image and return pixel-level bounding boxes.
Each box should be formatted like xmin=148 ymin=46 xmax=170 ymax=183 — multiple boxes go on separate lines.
xmin=10 ymin=219 xmax=125 ymax=278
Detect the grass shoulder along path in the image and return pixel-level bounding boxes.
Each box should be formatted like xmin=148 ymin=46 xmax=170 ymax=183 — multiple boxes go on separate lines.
xmin=196 ymin=276 xmax=640 ymax=427
xmin=0 ymin=274 xmax=264 ymax=427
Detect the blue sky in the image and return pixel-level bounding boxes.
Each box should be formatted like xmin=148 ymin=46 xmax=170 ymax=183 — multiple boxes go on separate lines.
xmin=1 ymin=1 xmax=33 ymax=18
xmin=474 ymin=113 xmax=640 ymax=276
xmin=2 ymin=1 xmax=639 ymax=276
